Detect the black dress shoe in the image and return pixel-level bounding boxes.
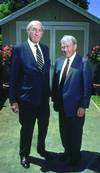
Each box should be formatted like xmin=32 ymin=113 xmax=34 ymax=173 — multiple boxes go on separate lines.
xmin=45 ymin=151 xmax=53 ymax=160
xmin=59 ymin=152 xmax=69 ymax=161
xmin=67 ymin=155 xmax=81 ymax=166
xmin=38 ymin=149 xmax=53 ymax=160
xmin=20 ymin=156 xmax=30 ymax=169
xmin=37 ymin=149 xmax=46 ymax=157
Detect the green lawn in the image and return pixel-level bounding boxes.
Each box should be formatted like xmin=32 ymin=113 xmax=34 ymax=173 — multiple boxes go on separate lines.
xmin=91 ymin=95 xmax=100 ymax=108
xmin=0 ymin=98 xmax=100 ymax=173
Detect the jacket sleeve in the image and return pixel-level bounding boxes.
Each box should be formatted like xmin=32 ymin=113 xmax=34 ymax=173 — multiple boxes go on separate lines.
xmin=9 ymin=46 xmax=22 ymax=104
xmin=51 ymin=62 xmax=59 ymax=112
xmin=80 ymin=58 xmax=92 ymax=108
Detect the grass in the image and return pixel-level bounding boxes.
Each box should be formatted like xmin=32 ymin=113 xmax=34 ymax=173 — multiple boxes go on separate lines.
xmin=91 ymin=95 xmax=100 ymax=108
xmin=0 ymin=97 xmax=100 ymax=173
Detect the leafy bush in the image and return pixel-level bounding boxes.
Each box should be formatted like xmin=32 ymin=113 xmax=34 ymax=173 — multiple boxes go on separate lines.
xmin=0 ymin=0 xmax=35 ymax=19
xmin=0 ymin=0 xmax=89 ymax=19
xmin=0 ymin=3 xmax=11 ymax=19
xmin=9 ymin=0 xmax=35 ymax=12
xmin=0 ymin=34 xmax=2 ymax=45
xmin=89 ymin=45 xmax=100 ymax=63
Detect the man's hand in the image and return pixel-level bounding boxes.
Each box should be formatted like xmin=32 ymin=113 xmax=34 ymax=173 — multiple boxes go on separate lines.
xmin=77 ymin=107 xmax=85 ymax=117
xmin=11 ymin=102 xmax=19 ymax=113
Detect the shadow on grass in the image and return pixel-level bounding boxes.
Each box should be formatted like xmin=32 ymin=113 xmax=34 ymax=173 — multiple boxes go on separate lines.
xmin=29 ymin=150 xmax=100 ymax=172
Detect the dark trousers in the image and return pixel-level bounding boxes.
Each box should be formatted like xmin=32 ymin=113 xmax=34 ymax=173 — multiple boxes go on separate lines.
xmin=18 ymin=102 xmax=50 ymax=157
xmin=59 ymin=108 xmax=85 ymax=161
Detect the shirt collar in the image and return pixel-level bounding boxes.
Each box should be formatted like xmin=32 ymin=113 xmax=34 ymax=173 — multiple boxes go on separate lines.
xmin=28 ymin=38 xmax=39 ymax=47
xmin=69 ymin=52 xmax=76 ymax=63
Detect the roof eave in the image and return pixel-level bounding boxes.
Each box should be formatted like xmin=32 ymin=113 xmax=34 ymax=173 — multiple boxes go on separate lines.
xmin=0 ymin=0 xmax=100 ymax=26
xmin=0 ymin=0 xmax=49 ymax=26
xmin=58 ymin=0 xmax=100 ymax=25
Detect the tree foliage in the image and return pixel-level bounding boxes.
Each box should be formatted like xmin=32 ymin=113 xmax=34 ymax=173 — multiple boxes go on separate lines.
xmin=0 ymin=0 xmax=35 ymax=19
xmin=9 ymin=0 xmax=35 ymax=12
xmin=0 ymin=0 xmax=90 ymax=19
xmin=70 ymin=0 xmax=89 ymax=10
xmin=0 ymin=3 xmax=11 ymax=19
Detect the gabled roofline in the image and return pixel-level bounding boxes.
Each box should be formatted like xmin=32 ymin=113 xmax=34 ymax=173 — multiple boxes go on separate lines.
xmin=0 ymin=0 xmax=100 ymax=26
xmin=58 ymin=0 xmax=100 ymax=24
xmin=0 ymin=0 xmax=49 ymax=25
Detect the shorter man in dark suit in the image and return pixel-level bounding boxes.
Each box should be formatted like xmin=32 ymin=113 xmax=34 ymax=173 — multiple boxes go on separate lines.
xmin=52 ymin=35 xmax=92 ymax=166
xmin=9 ymin=20 xmax=51 ymax=168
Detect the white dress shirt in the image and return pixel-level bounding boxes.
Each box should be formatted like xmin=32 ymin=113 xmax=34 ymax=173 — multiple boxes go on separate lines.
xmin=59 ymin=52 xmax=76 ymax=83
xmin=28 ymin=38 xmax=44 ymax=63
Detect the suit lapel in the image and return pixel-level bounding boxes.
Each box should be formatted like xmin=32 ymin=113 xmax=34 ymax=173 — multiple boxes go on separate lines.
xmin=24 ymin=42 xmax=50 ymax=71
xmin=39 ymin=44 xmax=46 ymax=66
xmin=57 ymin=57 xmax=65 ymax=79
xmin=71 ymin=54 xmax=82 ymax=68
xmin=64 ymin=54 xmax=81 ymax=83
xmin=39 ymin=43 xmax=50 ymax=70
xmin=24 ymin=42 xmax=39 ymax=68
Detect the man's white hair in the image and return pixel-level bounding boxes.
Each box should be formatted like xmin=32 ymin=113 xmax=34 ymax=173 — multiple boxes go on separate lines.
xmin=26 ymin=20 xmax=44 ymax=32
xmin=61 ymin=35 xmax=77 ymax=45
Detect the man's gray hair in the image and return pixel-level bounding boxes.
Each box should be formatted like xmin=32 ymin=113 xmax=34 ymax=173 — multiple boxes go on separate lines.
xmin=26 ymin=20 xmax=44 ymax=32
xmin=61 ymin=35 xmax=77 ymax=45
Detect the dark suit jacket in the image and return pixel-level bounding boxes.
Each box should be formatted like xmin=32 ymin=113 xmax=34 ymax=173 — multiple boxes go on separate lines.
xmin=9 ymin=41 xmax=50 ymax=107
xmin=52 ymin=54 xmax=92 ymax=117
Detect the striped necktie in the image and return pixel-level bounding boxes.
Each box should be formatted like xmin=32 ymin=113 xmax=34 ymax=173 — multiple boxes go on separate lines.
xmin=35 ymin=45 xmax=43 ymax=70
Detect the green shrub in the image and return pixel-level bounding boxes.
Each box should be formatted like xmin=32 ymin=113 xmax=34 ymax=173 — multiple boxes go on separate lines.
xmin=0 ymin=3 xmax=11 ymax=19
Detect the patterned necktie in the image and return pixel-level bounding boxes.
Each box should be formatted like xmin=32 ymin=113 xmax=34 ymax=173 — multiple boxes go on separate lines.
xmin=60 ymin=58 xmax=70 ymax=90
xmin=35 ymin=45 xmax=43 ymax=70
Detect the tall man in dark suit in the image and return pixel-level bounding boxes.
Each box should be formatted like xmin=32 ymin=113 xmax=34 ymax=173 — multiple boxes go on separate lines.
xmin=52 ymin=35 xmax=92 ymax=166
xmin=9 ymin=20 xmax=51 ymax=168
